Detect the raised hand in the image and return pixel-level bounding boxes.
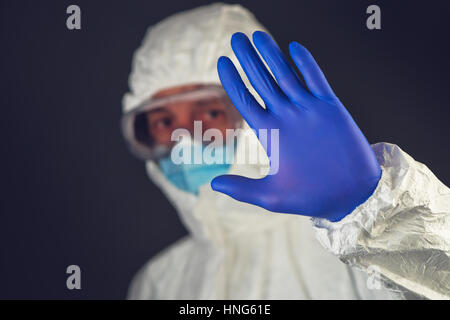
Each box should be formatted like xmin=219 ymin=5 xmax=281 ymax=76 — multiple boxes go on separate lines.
xmin=211 ymin=31 xmax=381 ymax=221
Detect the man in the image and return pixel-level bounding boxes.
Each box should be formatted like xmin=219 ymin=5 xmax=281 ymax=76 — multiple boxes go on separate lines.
xmin=122 ymin=3 xmax=449 ymax=299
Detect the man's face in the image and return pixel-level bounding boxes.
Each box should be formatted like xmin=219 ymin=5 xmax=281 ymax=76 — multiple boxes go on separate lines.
xmin=146 ymin=85 xmax=235 ymax=147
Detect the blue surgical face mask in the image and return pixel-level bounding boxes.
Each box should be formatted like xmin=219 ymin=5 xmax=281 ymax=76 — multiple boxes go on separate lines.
xmin=158 ymin=141 xmax=233 ymax=195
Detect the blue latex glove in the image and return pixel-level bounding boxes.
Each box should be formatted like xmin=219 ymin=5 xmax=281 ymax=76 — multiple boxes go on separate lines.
xmin=211 ymin=31 xmax=381 ymax=221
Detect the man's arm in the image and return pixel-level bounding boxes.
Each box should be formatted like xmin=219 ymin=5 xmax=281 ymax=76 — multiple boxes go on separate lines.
xmin=313 ymin=142 xmax=450 ymax=299
xmin=211 ymin=31 xmax=450 ymax=299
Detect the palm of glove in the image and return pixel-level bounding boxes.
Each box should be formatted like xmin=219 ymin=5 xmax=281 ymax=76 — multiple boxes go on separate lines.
xmin=211 ymin=32 xmax=381 ymax=221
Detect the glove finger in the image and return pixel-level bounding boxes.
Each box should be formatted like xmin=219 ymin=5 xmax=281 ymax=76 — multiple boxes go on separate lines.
xmin=252 ymin=31 xmax=311 ymax=107
xmin=217 ymin=56 xmax=267 ymax=129
xmin=211 ymin=174 xmax=270 ymax=209
xmin=231 ymin=32 xmax=288 ymax=112
xmin=289 ymin=42 xmax=337 ymax=101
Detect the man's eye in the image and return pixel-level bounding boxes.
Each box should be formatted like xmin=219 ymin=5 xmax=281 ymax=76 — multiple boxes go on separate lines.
xmin=203 ymin=109 xmax=225 ymax=120
xmin=208 ymin=110 xmax=221 ymax=118
xmin=154 ymin=117 xmax=172 ymax=129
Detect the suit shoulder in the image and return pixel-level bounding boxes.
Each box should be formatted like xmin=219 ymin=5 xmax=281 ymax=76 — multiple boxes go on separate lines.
xmin=127 ymin=236 xmax=193 ymax=299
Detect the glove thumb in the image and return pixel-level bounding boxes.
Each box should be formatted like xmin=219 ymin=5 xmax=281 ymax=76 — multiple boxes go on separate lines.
xmin=211 ymin=174 xmax=268 ymax=208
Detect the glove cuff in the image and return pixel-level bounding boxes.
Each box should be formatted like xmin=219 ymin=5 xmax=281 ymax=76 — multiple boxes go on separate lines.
xmin=310 ymin=142 xmax=410 ymax=256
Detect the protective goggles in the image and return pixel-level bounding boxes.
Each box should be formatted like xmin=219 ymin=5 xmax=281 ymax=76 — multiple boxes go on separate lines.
xmin=121 ymin=85 xmax=242 ymax=161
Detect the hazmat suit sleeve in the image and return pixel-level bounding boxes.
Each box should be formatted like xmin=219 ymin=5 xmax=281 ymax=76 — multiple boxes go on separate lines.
xmin=312 ymin=142 xmax=450 ymax=300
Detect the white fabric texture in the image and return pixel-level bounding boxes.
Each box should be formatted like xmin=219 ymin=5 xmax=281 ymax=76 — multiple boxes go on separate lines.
xmin=123 ymin=3 xmax=449 ymax=300
xmin=313 ymin=143 xmax=450 ymax=300
xmin=122 ymin=3 xmax=267 ymax=113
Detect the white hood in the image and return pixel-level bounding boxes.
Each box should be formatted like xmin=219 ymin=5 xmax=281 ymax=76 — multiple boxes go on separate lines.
xmin=122 ymin=3 xmax=266 ymax=113
xmin=123 ymin=3 xmax=291 ymax=243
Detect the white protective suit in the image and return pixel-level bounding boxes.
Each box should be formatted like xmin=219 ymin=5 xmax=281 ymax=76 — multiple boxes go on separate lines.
xmin=123 ymin=3 xmax=450 ymax=299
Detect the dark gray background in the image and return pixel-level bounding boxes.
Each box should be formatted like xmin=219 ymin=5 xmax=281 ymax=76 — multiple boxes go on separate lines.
xmin=1 ymin=0 xmax=449 ymax=299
